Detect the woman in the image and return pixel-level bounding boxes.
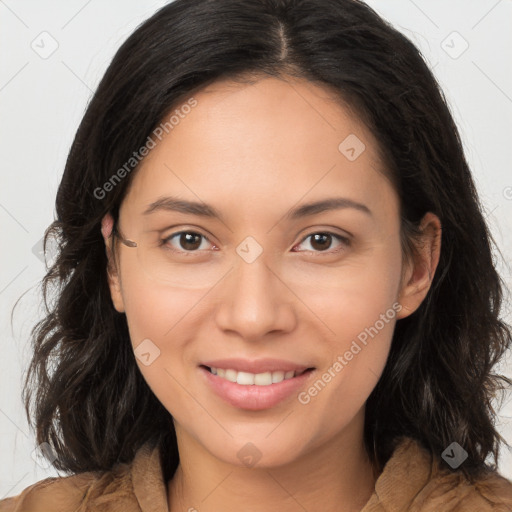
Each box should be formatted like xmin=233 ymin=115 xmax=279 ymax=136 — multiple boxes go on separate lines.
xmin=2 ymin=0 xmax=512 ymax=510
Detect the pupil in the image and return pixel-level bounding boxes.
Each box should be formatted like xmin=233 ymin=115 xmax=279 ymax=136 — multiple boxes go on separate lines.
xmin=311 ymin=233 xmax=331 ymax=251
xmin=181 ymin=233 xmax=201 ymax=250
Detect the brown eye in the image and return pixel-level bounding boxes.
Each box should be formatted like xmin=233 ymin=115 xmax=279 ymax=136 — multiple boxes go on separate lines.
xmin=310 ymin=233 xmax=332 ymax=251
xmin=162 ymin=231 xmax=211 ymax=253
xmin=178 ymin=232 xmax=203 ymax=251
xmin=294 ymin=231 xmax=350 ymax=254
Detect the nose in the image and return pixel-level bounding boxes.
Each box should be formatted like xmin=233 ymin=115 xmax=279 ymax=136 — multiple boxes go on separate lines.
xmin=214 ymin=252 xmax=297 ymax=342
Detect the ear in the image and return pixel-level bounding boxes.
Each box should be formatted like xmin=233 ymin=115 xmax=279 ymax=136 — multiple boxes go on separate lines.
xmin=395 ymin=212 xmax=442 ymax=320
xmin=101 ymin=213 xmax=125 ymax=313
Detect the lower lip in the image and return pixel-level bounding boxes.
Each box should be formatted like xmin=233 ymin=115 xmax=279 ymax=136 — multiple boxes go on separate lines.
xmin=199 ymin=366 xmax=315 ymax=410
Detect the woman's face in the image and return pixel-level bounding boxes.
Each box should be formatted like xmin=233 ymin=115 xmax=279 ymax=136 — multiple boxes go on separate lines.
xmin=104 ymin=76 xmax=439 ymax=468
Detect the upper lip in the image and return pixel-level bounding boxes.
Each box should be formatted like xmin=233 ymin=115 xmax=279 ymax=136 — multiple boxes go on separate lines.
xmin=201 ymin=358 xmax=314 ymax=374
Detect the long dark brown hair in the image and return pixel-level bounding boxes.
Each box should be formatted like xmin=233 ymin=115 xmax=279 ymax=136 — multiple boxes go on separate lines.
xmin=18 ymin=0 xmax=512 ymax=483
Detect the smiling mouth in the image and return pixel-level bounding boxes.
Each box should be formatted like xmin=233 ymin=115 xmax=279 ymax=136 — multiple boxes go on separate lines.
xmin=201 ymin=365 xmax=315 ymax=386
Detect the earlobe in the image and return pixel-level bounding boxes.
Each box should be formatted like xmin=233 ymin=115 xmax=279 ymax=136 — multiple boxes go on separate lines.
xmin=101 ymin=212 xmax=114 ymax=240
xmin=396 ymin=212 xmax=442 ymax=320
xmin=101 ymin=213 xmax=126 ymax=314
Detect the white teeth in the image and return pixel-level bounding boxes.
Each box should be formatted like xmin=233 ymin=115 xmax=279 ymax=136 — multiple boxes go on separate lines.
xmin=209 ymin=367 xmax=300 ymax=386
xmin=237 ymin=371 xmax=256 ymax=385
xmin=225 ymin=369 xmax=237 ymax=383
xmin=271 ymin=370 xmax=284 ymax=384
xmin=254 ymin=372 xmax=272 ymax=385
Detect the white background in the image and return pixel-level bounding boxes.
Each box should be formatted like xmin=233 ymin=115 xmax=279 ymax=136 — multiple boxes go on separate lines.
xmin=1 ymin=0 xmax=511 ymax=499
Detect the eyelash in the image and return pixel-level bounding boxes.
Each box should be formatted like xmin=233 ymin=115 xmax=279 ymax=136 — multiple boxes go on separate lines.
xmin=160 ymin=229 xmax=351 ymax=256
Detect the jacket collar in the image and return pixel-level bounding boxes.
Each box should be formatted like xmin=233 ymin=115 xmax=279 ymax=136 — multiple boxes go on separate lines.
xmin=361 ymin=436 xmax=434 ymax=511
xmin=131 ymin=440 xmax=170 ymax=512
xmin=130 ymin=436 xmax=507 ymax=511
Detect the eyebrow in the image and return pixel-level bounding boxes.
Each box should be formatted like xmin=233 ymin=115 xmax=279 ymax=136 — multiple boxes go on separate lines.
xmin=143 ymin=196 xmax=372 ymax=221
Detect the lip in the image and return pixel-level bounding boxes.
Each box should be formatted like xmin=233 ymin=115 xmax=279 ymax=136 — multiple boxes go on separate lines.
xmin=201 ymin=358 xmax=311 ymax=374
xmin=199 ymin=365 xmax=316 ymax=411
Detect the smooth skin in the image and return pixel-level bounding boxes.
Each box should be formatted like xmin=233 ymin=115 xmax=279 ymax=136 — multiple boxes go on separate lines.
xmin=102 ymin=75 xmax=441 ymax=512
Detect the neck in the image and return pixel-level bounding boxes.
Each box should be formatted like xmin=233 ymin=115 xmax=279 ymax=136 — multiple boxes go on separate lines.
xmin=167 ymin=409 xmax=378 ymax=512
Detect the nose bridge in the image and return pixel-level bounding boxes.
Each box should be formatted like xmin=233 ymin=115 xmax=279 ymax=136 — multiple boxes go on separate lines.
xmin=233 ymin=242 xmax=275 ymax=297
xmin=214 ymin=236 xmax=296 ymax=338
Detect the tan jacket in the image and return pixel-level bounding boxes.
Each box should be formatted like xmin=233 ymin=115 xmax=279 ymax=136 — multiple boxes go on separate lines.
xmin=1 ymin=437 xmax=511 ymax=511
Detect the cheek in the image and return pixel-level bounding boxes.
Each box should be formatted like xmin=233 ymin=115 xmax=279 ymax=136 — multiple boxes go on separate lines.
xmin=297 ymin=237 xmax=403 ymax=349
xmin=119 ymin=274 xmax=207 ymax=411
xmin=296 ymin=240 xmax=402 ymax=419
xmin=118 ymin=262 xmax=207 ymax=367
xmin=118 ymin=247 xmax=206 ymax=339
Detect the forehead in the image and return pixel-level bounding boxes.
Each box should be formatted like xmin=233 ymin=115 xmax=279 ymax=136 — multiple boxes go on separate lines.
xmin=120 ymin=76 xmax=396 ymax=226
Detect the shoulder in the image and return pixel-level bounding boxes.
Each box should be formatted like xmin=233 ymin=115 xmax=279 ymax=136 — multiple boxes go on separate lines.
xmin=0 ymin=439 xmax=166 ymax=512
xmin=381 ymin=437 xmax=512 ymax=511
xmin=0 ymin=460 xmax=136 ymax=512
xmin=423 ymin=464 xmax=512 ymax=511
xmin=0 ymin=473 xmax=95 ymax=512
